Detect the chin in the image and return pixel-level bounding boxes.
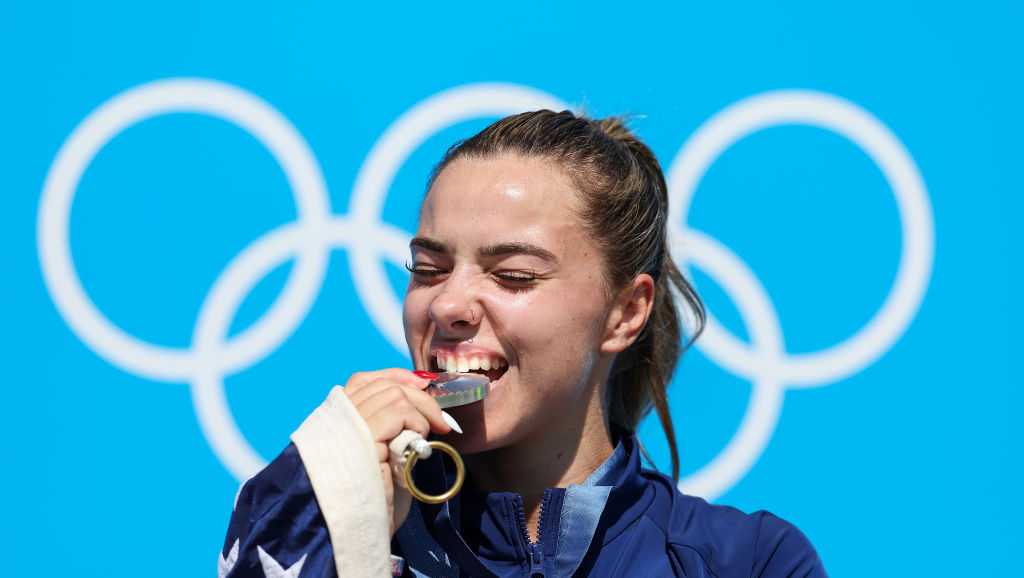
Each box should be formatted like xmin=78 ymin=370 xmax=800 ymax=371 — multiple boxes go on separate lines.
xmin=436 ymin=430 xmax=495 ymax=455
xmin=435 ymin=391 xmax=523 ymax=455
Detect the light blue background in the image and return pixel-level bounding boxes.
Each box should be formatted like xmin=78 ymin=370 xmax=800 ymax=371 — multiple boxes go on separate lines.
xmin=3 ymin=1 xmax=1021 ymax=576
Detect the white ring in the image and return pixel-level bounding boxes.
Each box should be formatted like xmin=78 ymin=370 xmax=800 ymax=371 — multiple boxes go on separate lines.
xmin=37 ymin=78 xmax=332 ymax=382
xmin=675 ymin=229 xmax=786 ymax=499
xmin=38 ymin=81 xmax=933 ymax=499
xmin=667 ymin=90 xmax=934 ymax=388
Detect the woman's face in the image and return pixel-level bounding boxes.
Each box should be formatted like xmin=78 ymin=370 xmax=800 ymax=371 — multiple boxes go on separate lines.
xmin=403 ymin=155 xmax=615 ymax=453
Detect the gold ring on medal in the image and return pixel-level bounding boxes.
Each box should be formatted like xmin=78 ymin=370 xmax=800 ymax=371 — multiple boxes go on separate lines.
xmin=403 ymin=440 xmax=465 ymax=504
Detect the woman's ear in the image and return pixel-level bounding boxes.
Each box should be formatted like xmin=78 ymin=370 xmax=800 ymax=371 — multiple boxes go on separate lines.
xmin=601 ymin=274 xmax=656 ymax=353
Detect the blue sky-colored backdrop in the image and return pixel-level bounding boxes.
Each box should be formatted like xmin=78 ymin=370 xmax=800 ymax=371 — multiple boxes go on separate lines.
xmin=2 ymin=2 xmax=1021 ymax=576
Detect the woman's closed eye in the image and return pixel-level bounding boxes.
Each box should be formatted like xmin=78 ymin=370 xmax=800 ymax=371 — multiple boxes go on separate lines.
xmin=492 ymin=270 xmax=539 ymax=288
xmin=405 ymin=261 xmax=446 ymax=277
xmin=405 ymin=261 xmax=540 ymax=291
xmin=404 ymin=262 xmax=450 ymax=289
xmin=492 ymin=267 xmax=550 ymax=294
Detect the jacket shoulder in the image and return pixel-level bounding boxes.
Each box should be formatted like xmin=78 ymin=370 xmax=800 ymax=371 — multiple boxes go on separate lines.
xmin=234 ymin=442 xmax=310 ymax=520
xmin=639 ymin=469 xmax=827 ymax=577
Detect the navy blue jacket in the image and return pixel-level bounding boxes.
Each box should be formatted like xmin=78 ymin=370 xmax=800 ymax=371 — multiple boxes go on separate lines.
xmin=220 ymin=434 xmax=826 ymax=577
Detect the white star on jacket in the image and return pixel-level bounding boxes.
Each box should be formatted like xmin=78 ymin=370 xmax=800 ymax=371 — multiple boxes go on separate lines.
xmin=219 ymin=540 xmax=239 ymax=578
xmin=218 ymin=539 xmax=308 ymax=578
xmin=257 ymin=546 xmax=307 ymax=577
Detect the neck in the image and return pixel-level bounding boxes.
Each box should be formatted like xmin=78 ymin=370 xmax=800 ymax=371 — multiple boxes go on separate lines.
xmin=464 ymin=380 xmax=614 ymax=542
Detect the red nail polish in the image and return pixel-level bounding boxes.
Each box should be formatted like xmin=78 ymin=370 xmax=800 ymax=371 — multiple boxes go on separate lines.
xmin=413 ymin=370 xmax=439 ymax=380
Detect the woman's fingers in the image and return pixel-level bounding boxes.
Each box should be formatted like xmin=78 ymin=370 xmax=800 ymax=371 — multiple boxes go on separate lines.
xmin=345 ymin=377 xmax=406 ymax=406
xmin=344 ymin=368 xmax=430 ymax=396
xmin=396 ymin=385 xmax=451 ymax=434
xmin=364 ymin=397 xmax=432 ymax=441
xmin=356 ymin=382 xmax=451 ymax=438
xmin=345 ymin=372 xmax=450 ymax=435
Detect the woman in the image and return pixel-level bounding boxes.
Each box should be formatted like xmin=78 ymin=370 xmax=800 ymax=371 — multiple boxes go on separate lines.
xmin=218 ymin=111 xmax=827 ymax=577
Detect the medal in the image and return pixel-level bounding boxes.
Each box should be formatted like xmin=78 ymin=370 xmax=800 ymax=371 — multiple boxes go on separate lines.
xmin=402 ymin=372 xmax=490 ymax=504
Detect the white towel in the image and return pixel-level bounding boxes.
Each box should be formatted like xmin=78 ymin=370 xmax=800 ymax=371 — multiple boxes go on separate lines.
xmin=291 ymin=385 xmax=424 ymax=577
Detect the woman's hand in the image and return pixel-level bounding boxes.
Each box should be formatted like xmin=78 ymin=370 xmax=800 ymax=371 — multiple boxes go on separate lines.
xmin=342 ymin=368 xmax=451 ymax=536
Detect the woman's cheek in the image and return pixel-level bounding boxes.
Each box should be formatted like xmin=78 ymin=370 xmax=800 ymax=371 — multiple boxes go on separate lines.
xmin=401 ymin=299 xmax=432 ymax=364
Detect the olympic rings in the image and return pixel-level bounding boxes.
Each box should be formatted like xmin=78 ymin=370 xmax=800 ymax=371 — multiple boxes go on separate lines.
xmin=37 ymin=79 xmax=933 ymax=500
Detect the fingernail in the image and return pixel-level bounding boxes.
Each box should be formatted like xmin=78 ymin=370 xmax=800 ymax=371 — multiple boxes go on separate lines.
xmin=413 ymin=370 xmax=439 ymax=380
xmin=441 ymin=411 xmax=463 ymax=434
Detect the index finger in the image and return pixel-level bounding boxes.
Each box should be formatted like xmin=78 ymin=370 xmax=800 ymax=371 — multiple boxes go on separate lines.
xmin=345 ymin=367 xmax=431 ymax=395
xmin=394 ymin=385 xmax=451 ymax=435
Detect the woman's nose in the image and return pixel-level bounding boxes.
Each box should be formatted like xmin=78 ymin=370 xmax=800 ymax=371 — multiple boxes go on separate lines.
xmin=428 ymin=277 xmax=482 ymax=335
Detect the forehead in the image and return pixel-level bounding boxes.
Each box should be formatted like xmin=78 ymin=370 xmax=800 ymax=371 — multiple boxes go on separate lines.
xmin=418 ymin=155 xmax=588 ymax=250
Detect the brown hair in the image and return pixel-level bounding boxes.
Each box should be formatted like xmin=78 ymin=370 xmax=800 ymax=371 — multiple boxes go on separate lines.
xmin=429 ymin=110 xmax=705 ymax=479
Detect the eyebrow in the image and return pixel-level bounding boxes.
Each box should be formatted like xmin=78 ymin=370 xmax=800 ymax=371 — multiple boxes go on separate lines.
xmin=410 ymin=237 xmax=559 ymax=263
xmin=479 ymin=241 xmax=559 ymax=263
xmin=409 ymin=237 xmax=449 ymax=254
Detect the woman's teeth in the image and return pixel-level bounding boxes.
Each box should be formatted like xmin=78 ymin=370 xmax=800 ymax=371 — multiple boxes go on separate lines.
xmin=435 ymin=354 xmax=507 ymax=373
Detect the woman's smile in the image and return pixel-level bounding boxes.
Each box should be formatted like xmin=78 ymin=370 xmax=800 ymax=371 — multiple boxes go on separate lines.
xmin=428 ymin=344 xmax=509 ymax=383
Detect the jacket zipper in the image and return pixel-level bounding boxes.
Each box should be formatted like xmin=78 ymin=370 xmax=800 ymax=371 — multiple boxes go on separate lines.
xmin=528 ymin=543 xmax=543 ymax=577
xmin=516 ymin=492 xmax=551 ymax=577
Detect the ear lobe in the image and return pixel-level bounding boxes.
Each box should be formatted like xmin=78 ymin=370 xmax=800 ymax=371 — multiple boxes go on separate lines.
xmin=600 ymin=274 xmax=656 ymax=354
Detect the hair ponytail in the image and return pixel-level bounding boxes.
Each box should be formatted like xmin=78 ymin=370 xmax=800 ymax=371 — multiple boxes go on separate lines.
xmin=431 ymin=110 xmax=705 ymax=480
xmin=592 ymin=118 xmax=705 ymax=479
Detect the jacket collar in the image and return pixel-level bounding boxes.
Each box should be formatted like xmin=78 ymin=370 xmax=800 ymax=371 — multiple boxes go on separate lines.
xmin=413 ymin=432 xmax=649 ymax=577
